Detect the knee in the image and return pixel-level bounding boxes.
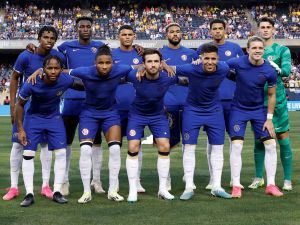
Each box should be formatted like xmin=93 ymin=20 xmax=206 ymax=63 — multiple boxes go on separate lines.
xmin=231 ymin=139 xmax=244 ymax=155
xmin=263 ymin=138 xmax=276 ymax=152
xmin=157 ymin=142 xmax=170 ymax=152
xmin=128 ymin=142 xmax=140 ymax=152
xmin=23 ymin=150 xmax=35 ymax=160
xmin=54 ymin=148 xmax=66 ymax=157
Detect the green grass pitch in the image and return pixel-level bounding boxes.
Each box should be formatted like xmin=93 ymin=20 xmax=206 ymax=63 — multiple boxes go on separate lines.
xmin=0 ymin=113 xmax=299 ymax=225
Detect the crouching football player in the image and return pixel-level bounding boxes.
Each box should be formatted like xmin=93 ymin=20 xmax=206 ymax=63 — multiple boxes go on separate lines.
xmin=16 ymin=55 xmax=84 ymax=207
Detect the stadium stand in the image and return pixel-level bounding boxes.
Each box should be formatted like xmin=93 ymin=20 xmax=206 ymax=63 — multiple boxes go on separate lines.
xmin=1 ymin=2 xmax=298 ymax=40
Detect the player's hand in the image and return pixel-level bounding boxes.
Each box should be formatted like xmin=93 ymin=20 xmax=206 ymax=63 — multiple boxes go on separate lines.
xmin=10 ymin=104 xmax=16 ymax=124
xmin=263 ymin=119 xmax=275 ymax=138
xmin=192 ymin=58 xmax=202 ymax=65
xmin=18 ymin=129 xmax=28 ymax=146
xmin=26 ymin=43 xmax=36 ymax=53
xmin=27 ymin=68 xmax=43 ymax=85
xmin=133 ymin=44 xmax=144 ymax=56
xmin=161 ymin=61 xmax=175 ymax=77
xmin=136 ymin=67 xmax=146 ymax=81
xmin=269 ymin=60 xmax=281 ymax=74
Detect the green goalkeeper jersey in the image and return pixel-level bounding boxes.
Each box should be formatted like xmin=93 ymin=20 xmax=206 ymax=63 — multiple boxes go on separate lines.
xmin=263 ymin=43 xmax=291 ymax=106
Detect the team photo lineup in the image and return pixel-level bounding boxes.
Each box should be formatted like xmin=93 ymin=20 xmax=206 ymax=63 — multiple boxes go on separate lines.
xmin=0 ymin=0 xmax=297 ymax=212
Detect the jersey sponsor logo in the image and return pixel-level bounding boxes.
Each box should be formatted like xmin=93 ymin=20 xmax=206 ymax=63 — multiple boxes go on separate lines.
xmin=129 ymin=129 xmax=136 ymax=136
xmin=268 ymin=56 xmax=273 ymax=61
xmin=183 ymin=132 xmax=190 ymax=141
xmin=181 ymin=55 xmax=187 ymax=61
xmin=91 ymin=47 xmax=97 ymax=53
xmin=233 ymin=125 xmax=240 ymax=132
xmin=56 ymin=91 xmax=63 ymax=96
xmin=82 ymin=128 xmax=89 ymax=136
xmin=225 ymin=50 xmax=232 ymax=56
xmin=133 ymin=58 xmax=140 ymax=64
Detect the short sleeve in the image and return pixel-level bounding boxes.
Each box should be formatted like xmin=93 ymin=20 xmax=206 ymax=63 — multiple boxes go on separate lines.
xmin=236 ymin=46 xmax=244 ymax=57
xmin=126 ymin=69 xmax=138 ymax=83
xmin=168 ymin=75 xmax=178 ymax=86
xmin=13 ymin=51 xmax=28 ymax=74
xmin=267 ymin=68 xmax=277 ymax=88
xmin=57 ymin=42 xmax=66 ymax=54
xmin=56 ymin=51 xmax=67 ymax=67
xmin=226 ymin=58 xmax=239 ymax=70
xmin=196 ymin=45 xmax=202 ymax=55
xmin=18 ymin=82 xmax=32 ymax=101
xmin=176 ymin=64 xmax=196 ymax=77
xmin=191 ymin=50 xmax=199 ymax=60
xmin=118 ymin=64 xmax=133 ymax=77
xmin=69 ymin=67 xmax=91 ymax=80
xmin=61 ymin=73 xmax=74 ymax=88
xmin=218 ymin=61 xmax=230 ymax=74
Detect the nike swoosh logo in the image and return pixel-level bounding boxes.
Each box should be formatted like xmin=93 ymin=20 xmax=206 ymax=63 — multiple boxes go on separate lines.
xmin=72 ymin=49 xmax=80 ymax=52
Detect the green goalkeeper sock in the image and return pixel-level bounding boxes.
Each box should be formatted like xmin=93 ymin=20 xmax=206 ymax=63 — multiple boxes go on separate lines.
xmin=254 ymin=139 xmax=265 ymax=178
xmin=278 ymin=138 xmax=293 ymax=181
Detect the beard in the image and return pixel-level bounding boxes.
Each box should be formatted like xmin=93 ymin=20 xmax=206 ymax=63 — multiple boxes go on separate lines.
xmin=168 ymin=37 xmax=181 ymax=46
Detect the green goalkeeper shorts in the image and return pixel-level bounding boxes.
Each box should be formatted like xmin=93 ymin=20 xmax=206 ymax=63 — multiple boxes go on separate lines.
xmin=273 ymin=103 xmax=289 ymax=133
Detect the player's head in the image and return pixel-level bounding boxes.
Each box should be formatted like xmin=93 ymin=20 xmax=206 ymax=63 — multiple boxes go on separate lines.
xmin=76 ymin=16 xmax=93 ymax=41
xmin=258 ymin=17 xmax=275 ymax=40
xmin=166 ymin=23 xmax=182 ymax=46
xmin=142 ymin=48 xmax=162 ymax=76
xmin=247 ymin=36 xmax=265 ymax=62
xmin=43 ymin=55 xmax=63 ymax=83
xmin=199 ymin=43 xmax=219 ymax=73
xmin=118 ymin=25 xmax=135 ymax=48
xmin=95 ymin=45 xmax=113 ymax=76
xmin=209 ymin=19 xmax=226 ymax=42
xmin=38 ymin=26 xmax=58 ymax=51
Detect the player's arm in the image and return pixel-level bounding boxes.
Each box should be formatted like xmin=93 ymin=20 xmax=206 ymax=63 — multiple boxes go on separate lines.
xmin=122 ymin=67 xmax=139 ymax=83
xmin=69 ymin=67 xmax=89 ymax=79
xmin=263 ymin=85 xmax=276 ymax=138
xmin=177 ymin=76 xmax=189 ymax=86
xmin=280 ymin=47 xmax=292 ymax=77
xmin=16 ymin=97 xmax=28 ymax=146
xmin=9 ymin=70 xmax=21 ymax=124
xmin=227 ymin=70 xmax=237 ymax=81
xmin=161 ymin=61 xmax=176 ymax=76
xmin=71 ymin=77 xmax=85 ymax=91
xmin=25 ymin=43 xmax=37 ymax=53
xmin=172 ymin=64 xmax=196 ymax=78
xmin=133 ymin=44 xmax=144 ymax=56
xmin=237 ymin=46 xmax=245 ymax=57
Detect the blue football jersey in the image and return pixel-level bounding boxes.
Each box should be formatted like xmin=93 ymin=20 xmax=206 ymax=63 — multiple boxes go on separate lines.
xmin=197 ymin=41 xmax=244 ymax=100
xmin=57 ymin=40 xmax=104 ymax=99
xmin=19 ymin=73 xmax=74 ymax=118
xmin=227 ymin=56 xmax=277 ymax=110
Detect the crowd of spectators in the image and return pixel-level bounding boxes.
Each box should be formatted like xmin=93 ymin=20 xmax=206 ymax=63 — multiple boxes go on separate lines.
xmin=0 ymin=3 xmax=82 ymax=40
xmin=283 ymin=60 xmax=300 ymax=92
xmin=0 ymin=63 xmax=12 ymax=93
xmin=252 ymin=3 xmax=300 ymax=39
xmin=5 ymin=2 xmax=299 ymax=40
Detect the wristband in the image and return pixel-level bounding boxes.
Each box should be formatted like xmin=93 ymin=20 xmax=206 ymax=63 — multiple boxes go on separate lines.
xmin=267 ymin=113 xmax=273 ymax=120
